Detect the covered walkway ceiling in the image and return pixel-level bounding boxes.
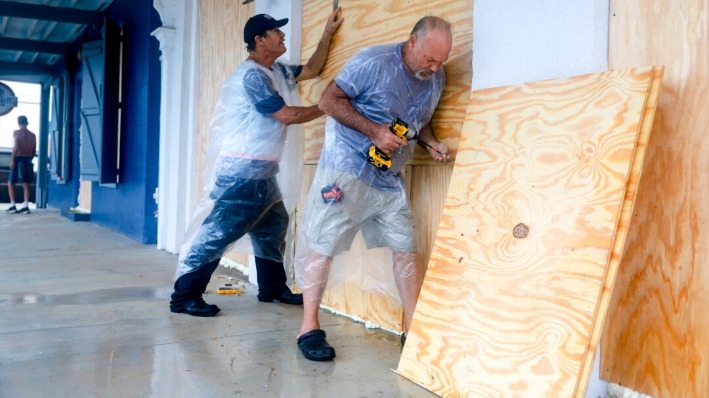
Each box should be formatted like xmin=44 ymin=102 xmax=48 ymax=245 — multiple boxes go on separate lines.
xmin=0 ymin=0 xmax=114 ymax=83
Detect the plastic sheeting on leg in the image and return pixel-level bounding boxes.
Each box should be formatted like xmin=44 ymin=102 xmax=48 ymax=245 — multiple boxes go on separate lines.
xmin=175 ymin=60 xmax=304 ymax=280
xmin=294 ymin=161 xmax=418 ymax=305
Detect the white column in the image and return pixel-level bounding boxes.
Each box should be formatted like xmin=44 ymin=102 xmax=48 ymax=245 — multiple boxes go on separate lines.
xmin=183 ymin=0 xmax=200 ymax=229
xmin=152 ymin=0 xmax=199 ymax=253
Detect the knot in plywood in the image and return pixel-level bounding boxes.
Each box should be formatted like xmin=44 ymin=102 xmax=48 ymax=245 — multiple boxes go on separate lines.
xmin=513 ymin=223 xmax=529 ymax=239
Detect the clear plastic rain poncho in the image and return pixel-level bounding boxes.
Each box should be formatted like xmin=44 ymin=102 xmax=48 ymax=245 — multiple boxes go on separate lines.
xmin=294 ymin=43 xmax=446 ymax=305
xmin=175 ymin=60 xmax=304 ymax=280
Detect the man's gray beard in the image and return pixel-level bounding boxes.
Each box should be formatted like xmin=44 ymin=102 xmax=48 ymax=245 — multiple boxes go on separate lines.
xmin=415 ymin=69 xmax=434 ymax=80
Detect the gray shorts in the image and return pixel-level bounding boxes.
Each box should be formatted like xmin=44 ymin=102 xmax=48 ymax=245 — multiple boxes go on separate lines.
xmin=304 ymin=167 xmax=417 ymax=257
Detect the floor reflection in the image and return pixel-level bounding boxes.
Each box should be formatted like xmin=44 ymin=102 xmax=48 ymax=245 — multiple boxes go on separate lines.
xmin=0 ymin=286 xmax=172 ymax=305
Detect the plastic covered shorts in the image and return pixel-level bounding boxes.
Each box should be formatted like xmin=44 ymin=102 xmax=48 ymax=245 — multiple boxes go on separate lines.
xmin=294 ymin=123 xmax=420 ymax=305
xmin=175 ymin=60 xmax=303 ymax=280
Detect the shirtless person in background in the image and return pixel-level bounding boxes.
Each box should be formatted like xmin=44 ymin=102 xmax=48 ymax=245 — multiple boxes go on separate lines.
xmin=6 ymin=115 xmax=36 ymax=214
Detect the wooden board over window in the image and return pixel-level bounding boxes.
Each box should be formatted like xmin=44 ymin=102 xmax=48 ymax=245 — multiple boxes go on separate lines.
xmin=300 ymin=0 xmax=473 ymax=164
xmin=197 ymin=0 xmax=254 ymax=204
xmin=396 ymin=67 xmax=662 ymax=397
xmin=600 ymin=1 xmax=709 ymax=397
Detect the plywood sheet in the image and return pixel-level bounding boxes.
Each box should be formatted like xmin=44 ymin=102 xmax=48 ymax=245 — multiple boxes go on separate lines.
xmin=410 ymin=165 xmax=455 ymax=275
xmin=600 ymin=2 xmax=709 ymax=397
xmin=576 ymin=66 xmax=663 ymax=397
xmin=300 ymin=0 xmax=473 ymax=164
xmin=197 ymin=0 xmax=254 ymax=204
xmin=396 ymin=67 xmax=658 ymax=397
xmin=321 ymin=282 xmax=405 ymax=332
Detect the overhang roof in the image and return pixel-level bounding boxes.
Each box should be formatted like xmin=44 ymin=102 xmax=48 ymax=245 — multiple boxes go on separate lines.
xmin=0 ymin=0 xmax=114 ymax=83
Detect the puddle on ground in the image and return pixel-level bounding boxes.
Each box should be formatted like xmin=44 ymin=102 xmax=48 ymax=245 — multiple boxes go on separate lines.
xmin=0 ymin=286 xmax=173 ymax=305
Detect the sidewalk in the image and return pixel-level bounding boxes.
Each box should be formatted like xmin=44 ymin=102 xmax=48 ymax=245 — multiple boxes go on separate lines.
xmin=0 ymin=209 xmax=431 ymax=397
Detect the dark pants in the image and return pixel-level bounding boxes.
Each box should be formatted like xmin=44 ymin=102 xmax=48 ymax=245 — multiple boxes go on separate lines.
xmin=170 ymin=176 xmax=289 ymax=310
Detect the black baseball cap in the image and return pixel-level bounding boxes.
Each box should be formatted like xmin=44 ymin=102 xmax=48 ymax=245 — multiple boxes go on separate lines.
xmin=244 ymin=14 xmax=288 ymax=44
xmin=17 ymin=115 xmax=28 ymax=125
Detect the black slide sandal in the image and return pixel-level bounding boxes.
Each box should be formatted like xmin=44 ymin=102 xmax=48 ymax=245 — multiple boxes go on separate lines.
xmin=297 ymin=329 xmax=336 ymax=361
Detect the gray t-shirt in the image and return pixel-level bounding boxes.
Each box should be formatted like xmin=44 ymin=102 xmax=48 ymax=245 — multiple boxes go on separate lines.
xmin=324 ymin=42 xmax=446 ymax=191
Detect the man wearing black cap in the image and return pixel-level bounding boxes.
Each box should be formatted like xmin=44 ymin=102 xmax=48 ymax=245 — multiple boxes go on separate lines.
xmin=170 ymin=9 xmax=343 ymax=317
xmin=5 ymin=115 xmax=36 ymax=214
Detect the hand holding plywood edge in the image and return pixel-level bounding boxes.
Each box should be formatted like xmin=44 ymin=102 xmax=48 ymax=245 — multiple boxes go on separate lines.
xmin=396 ymin=66 xmax=663 ymax=398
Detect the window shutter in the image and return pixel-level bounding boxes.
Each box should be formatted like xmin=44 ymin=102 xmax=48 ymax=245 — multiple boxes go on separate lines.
xmin=49 ymin=82 xmax=62 ymax=181
xmin=79 ymin=40 xmax=103 ymax=182
xmin=60 ymin=73 xmax=71 ymax=181
xmin=79 ymin=18 xmax=121 ymax=184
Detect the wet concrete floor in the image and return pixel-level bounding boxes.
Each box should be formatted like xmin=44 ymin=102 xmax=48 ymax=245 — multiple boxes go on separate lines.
xmin=0 ymin=209 xmax=434 ymax=397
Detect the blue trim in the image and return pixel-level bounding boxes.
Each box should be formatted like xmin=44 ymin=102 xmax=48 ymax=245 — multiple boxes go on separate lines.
xmin=0 ymin=61 xmax=52 ymax=83
xmin=61 ymin=209 xmax=90 ymax=221
xmin=0 ymin=37 xmax=71 ymax=54
xmin=0 ymin=2 xmax=103 ymax=25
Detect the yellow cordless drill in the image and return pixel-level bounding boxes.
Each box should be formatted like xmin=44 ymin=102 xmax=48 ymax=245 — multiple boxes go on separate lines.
xmin=367 ymin=118 xmax=417 ymax=171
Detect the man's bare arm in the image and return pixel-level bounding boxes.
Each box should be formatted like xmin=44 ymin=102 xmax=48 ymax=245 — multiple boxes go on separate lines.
xmin=9 ymin=131 xmax=18 ymax=170
xmin=271 ymin=104 xmax=324 ymax=126
xmin=296 ymin=8 xmax=343 ymax=82
xmin=318 ymin=81 xmax=406 ymax=153
xmin=417 ymin=122 xmax=450 ymax=164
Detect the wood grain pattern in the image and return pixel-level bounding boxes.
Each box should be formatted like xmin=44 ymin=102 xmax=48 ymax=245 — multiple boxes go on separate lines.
xmin=396 ymin=67 xmax=657 ymax=397
xmin=198 ymin=0 xmax=254 ymax=206
xmin=299 ymin=0 xmax=473 ymax=164
xmin=321 ymin=282 xmax=405 ymax=332
xmin=575 ymin=66 xmax=663 ymax=398
xmin=410 ymin=165 xmax=455 ymax=275
xmin=601 ymin=2 xmax=709 ymax=397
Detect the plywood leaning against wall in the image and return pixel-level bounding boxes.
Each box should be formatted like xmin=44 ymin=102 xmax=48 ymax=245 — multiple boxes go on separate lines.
xmin=396 ymin=67 xmax=662 ymax=397
xmin=198 ymin=0 xmax=254 ymax=267
xmin=300 ymin=0 xmax=473 ymax=164
xmin=601 ymin=2 xmax=709 ymax=397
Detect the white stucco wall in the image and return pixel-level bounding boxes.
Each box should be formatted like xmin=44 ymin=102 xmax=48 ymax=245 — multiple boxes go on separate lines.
xmin=472 ymin=0 xmax=609 ymax=90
